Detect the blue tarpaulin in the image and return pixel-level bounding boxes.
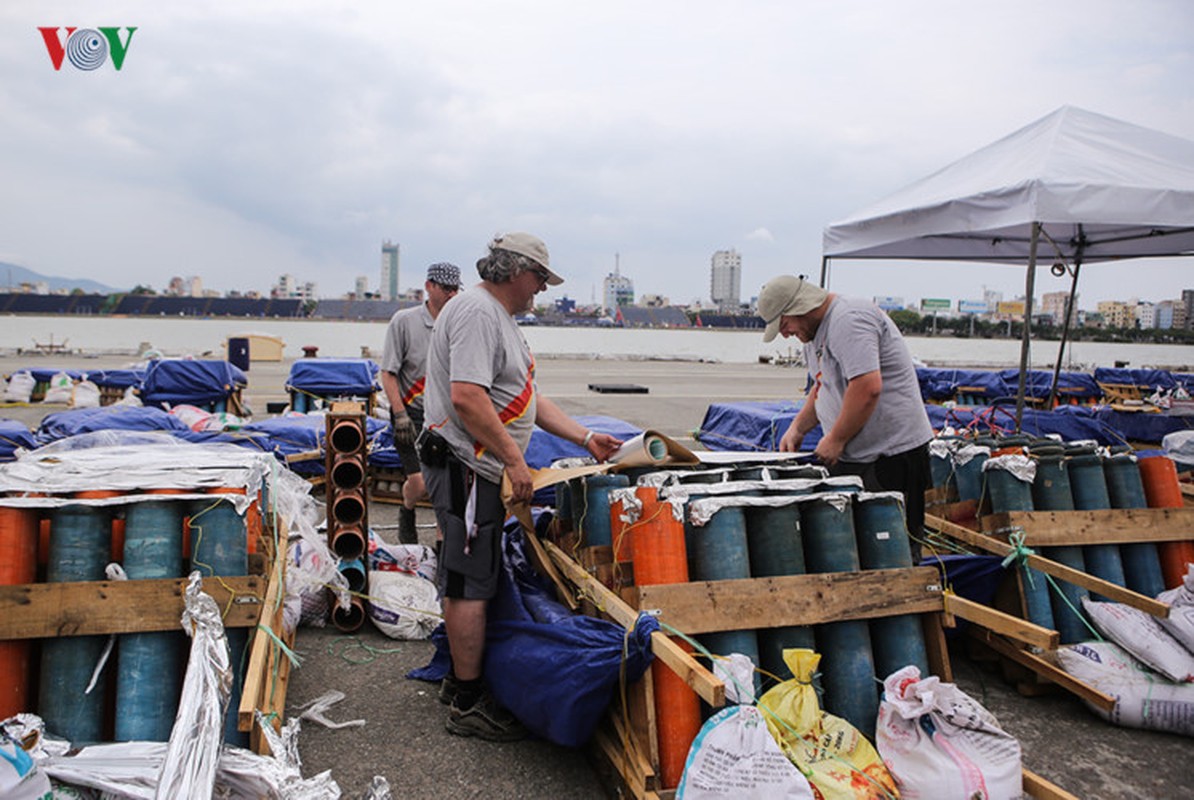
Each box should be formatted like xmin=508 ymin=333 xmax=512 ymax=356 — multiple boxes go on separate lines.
xmin=0 ymin=419 xmax=35 ymax=461
xmin=36 ymin=406 xmax=190 ymax=446
xmin=86 ymin=369 xmax=146 ymax=389
xmin=1093 ymin=367 xmax=1178 ymax=390
xmin=243 ymin=413 xmax=387 ymax=476
xmin=21 ymin=368 xmax=86 ymax=384
xmin=916 ymin=368 xmax=1009 ymax=401
xmin=410 ymin=512 xmax=657 ymax=748
xmin=696 ymin=400 xmax=822 ymax=452
xmin=998 ymin=369 xmax=1102 ymax=399
xmin=139 ymin=359 xmax=247 ymax=407
xmin=285 ymin=359 xmax=379 ymax=396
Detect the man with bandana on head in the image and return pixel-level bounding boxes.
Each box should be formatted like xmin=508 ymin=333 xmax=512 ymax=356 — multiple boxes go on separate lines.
xmin=380 ymin=262 xmax=461 ymax=543
xmin=421 ymin=232 xmax=623 ymax=741
xmin=757 ymin=275 xmax=933 ymax=557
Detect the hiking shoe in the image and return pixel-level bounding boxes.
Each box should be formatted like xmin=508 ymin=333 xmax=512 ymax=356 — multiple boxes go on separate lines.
xmin=438 ymin=673 xmax=462 ymax=706
xmin=445 ymin=692 xmax=528 ymax=741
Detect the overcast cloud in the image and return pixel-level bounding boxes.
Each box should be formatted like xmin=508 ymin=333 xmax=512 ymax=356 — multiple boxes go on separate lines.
xmin=1 ymin=1 xmax=1191 ymax=309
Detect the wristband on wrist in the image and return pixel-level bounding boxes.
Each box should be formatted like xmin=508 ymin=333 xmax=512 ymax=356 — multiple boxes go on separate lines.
xmin=582 ymin=430 xmax=595 ymax=447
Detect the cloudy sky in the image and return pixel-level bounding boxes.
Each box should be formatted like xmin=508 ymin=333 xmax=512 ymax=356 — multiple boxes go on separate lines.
xmin=2 ymin=1 xmax=1192 ymax=309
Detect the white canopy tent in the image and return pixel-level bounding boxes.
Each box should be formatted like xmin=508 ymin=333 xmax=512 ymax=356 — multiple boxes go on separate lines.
xmin=821 ymin=106 xmax=1194 ymax=424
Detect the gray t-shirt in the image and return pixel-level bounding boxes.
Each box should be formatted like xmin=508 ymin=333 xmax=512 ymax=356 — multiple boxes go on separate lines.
xmin=803 ymin=296 xmax=931 ymax=462
xmin=423 ymin=285 xmax=538 ymax=484
xmin=381 ymin=303 xmax=434 ymax=415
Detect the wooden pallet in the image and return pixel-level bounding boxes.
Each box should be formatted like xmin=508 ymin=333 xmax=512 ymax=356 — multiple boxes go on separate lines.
xmin=543 ymin=538 xmax=1075 ymax=800
xmin=0 ymin=517 xmax=289 ymax=755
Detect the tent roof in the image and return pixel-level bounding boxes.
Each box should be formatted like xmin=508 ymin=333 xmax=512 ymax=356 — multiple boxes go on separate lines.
xmin=822 ymin=106 xmax=1194 ymax=263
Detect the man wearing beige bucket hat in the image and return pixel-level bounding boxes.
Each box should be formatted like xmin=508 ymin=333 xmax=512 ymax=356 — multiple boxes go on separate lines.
xmin=758 ymin=274 xmax=932 ymax=555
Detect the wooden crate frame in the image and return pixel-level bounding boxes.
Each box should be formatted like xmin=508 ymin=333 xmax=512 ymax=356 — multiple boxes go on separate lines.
xmin=0 ymin=515 xmax=290 ymax=756
xmin=542 ymin=538 xmax=1074 ymax=800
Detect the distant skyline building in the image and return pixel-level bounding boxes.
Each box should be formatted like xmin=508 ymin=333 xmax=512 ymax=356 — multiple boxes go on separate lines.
xmin=354 ymin=275 xmax=369 ymax=298
xmin=1041 ymin=290 xmax=1077 ymax=325
xmin=710 ymin=249 xmax=741 ymax=311
xmin=381 ymin=240 xmax=400 ymax=302
xmin=602 ymin=254 xmax=634 ymax=313
xmin=1183 ymin=289 xmax=1194 ymax=331
xmin=1136 ymin=301 xmax=1156 ymax=330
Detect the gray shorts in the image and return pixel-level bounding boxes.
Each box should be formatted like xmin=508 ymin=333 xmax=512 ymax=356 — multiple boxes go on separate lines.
xmin=423 ymin=458 xmax=505 ymax=600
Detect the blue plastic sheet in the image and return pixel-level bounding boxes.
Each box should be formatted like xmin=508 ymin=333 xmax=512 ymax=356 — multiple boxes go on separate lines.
xmin=1093 ymin=367 xmax=1178 ymax=390
xmin=0 ymin=419 xmax=35 ymax=461
xmin=86 ymin=368 xmax=146 ymax=389
xmin=697 ymin=400 xmax=822 ymax=452
xmin=285 ymin=359 xmax=379 ymax=396
xmin=410 ymin=512 xmax=657 ymax=748
xmin=21 ymin=368 xmax=86 ymax=383
xmin=242 ymin=413 xmax=386 ymax=476
xmin=916 ymin=368 xmax=1009 ymax=401
xmin=139 ymin=359 xmax=247 ymax=407
xmin=998 ymin=369 xmax=1102 ymax=399
xmin=1093 ymin=407 xmax=1194 ymax=444
xmin=36 ymin=406 xmax=190 ymax=445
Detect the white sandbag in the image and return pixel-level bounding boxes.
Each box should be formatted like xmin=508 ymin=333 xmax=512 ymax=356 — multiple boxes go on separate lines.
xmin=1156 ymin=564 xmax=1194 ymax=654
xmin=42 ymin=372 xmax=74 ymax=404
xmin=3 ymin=371 xmax=35 ymax=403
xmin=0 ymin=734 xmax=53 ymax=800
xmin=71 ymin=379 xmax=101 ymax=409
xmin=676 ymin=705 xmax=814 ymax=800
xmin=115 ymin=385 xmax=142 ymax=406
xmin=366 ymin=570 xmax=440 ymax=640
xmin=1082 ymin=597 xmax=1194 ymax=682
xmin=287 ymin=536 xmax=337 ymax=627
xmin=1056 ymin=641 xmax=1194 ymax=735
xmin=711 ymin=652 xmax=757 ymax=705
xmin=366 ymin=532 xmax=436 ymax=582
xmin=876 ymin=665 xmax=1022 ymax=800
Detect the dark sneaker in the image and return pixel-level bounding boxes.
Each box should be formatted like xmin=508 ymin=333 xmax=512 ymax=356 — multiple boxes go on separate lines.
xmin=446 ymin=692 xmax=528 ymax=741
xmin=438 ymin=673 xmax=462 ymax=706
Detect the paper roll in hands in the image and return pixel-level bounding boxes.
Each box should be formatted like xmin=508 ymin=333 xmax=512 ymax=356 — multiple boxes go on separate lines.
xmin=608 ymin=430 xmax=699 ymax=468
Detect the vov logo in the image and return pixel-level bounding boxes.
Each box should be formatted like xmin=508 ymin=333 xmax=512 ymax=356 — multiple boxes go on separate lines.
xmin=38 ymin=27 xmax=137 ymax=71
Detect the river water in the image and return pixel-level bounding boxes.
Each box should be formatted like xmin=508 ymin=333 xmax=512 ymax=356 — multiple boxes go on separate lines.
xmin=3 ymin=314 xmax=1192 ymax=369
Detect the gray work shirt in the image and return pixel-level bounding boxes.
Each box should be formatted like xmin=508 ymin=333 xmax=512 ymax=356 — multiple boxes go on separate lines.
xmin=381 ymin=302 xmax=434 ymax=415
xmin=804 ymin=296 xmax=932 ymax=462
xmin=423 ymin=285 xmax=538 ymax=484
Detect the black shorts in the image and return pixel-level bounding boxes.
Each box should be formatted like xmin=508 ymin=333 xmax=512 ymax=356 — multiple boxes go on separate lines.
xmin=423 ymin=457 xmax=505 ymax=600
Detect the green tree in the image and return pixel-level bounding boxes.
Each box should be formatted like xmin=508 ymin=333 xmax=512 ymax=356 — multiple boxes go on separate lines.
xmin=887 ymin=309 xmax=922 ymax=333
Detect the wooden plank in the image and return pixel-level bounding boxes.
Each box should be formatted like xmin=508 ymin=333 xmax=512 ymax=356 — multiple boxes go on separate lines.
xmin=593 ymin=724 xmax=647 ymax=800
xmin=240 ymin=540 xmax=286 ymax=736
xmin=926 ymin=514 xmax=1171 ymax=618
xmin=545 ymin=540 xmax=725 ymax=707
xmin=944 ymin=593 xmax=1060 ymax=650
xmin=634 ymin=567 xmax=944 ymax=634
xmin=0 ymin=575 xmax=264 ymax=639
xmin=982 ymin=508 xmax=1194 ymax=544
xmin=921 ymin=613 xmax=953 ymax=682
xmin=967 ymin=628 xmax=1115 ymax=713
xmin=1024 ymin=768 xmax=1081 ymax=800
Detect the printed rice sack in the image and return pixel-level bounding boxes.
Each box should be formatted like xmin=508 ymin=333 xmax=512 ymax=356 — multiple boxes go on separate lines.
xmin=677 ymin=705 xmax=814 ymax=800
xmin=1156 ymin=564 xmax=1194 ymax=654
xmin=366 ymin=532 xmax=436 ymax=581
xmin=876 ymin=665 xmax=1022 ymax=799
xmin=367 ymin=570 xmax=440 ymax=640
xmin=1056 ymin=641 xmax=1194 ymax=736
xmin=757 ymin=649 xmax=897 ymax=800
xmin=1082 ymin=598 xmax=1194 ymax=682
xmin=42 ymin=372 xmax=74 ymax=404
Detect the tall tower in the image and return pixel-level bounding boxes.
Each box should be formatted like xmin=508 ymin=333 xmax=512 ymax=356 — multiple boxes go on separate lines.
xmin=602 ymin=253 xmax=635 ymax=313
xmin=710 ymin=249 xmax=741 ymax=311
xmin=380 ymin=241 xmax=400 ymax=302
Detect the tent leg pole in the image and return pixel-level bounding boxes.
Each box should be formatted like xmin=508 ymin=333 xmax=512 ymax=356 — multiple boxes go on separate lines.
xmin=1046 ymin=258 xmax=1082 ymax=409
xmin=819 ymin=256 xmax=830 ymax=289
xmin=1015 ymin=223 xmax=1041 ymax=429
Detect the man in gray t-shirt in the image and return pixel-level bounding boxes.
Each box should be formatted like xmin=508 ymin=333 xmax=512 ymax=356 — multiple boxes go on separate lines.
xmin=380 ymin=262 xmax=460 ymax=542
xmin=758 ymin=275 xmax=933 ymax=555
xmin=421 ymin=232 xmax=622 ymax=742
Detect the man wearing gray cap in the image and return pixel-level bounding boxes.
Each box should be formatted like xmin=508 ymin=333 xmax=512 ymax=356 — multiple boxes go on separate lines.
xmin=758 ymin=275 xmax=932 ymax=555
xmin=421 ymin=232 xmax=623 ymax=741
xmin=380 ymin=261 xmax=461 ymax=543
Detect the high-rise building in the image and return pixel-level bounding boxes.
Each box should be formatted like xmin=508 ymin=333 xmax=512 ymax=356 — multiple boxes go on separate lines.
xmin=1136 ymin=301 xmax=1156 ymax=330
xmin=1183 ymin=289 xmax=1194 ymax=331
xmin=602 ymin=254 xmax=635 ymax=313
xmin=354 ymin=276 xmax=370 ymax=298
xmin=1097 ymin=300 xmax=1135 ymax=329
xmin=1041 ymin=290 xmax=1076 ymax=325
xmin=381 ymin=240 xmax=400 ymax=302
xmin=710 ymin=249 xmax=741 ymax=311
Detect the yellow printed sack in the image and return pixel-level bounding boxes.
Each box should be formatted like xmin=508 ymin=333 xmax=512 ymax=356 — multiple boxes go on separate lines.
xmin=758 ymin=649 xmax=898 ymax=800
